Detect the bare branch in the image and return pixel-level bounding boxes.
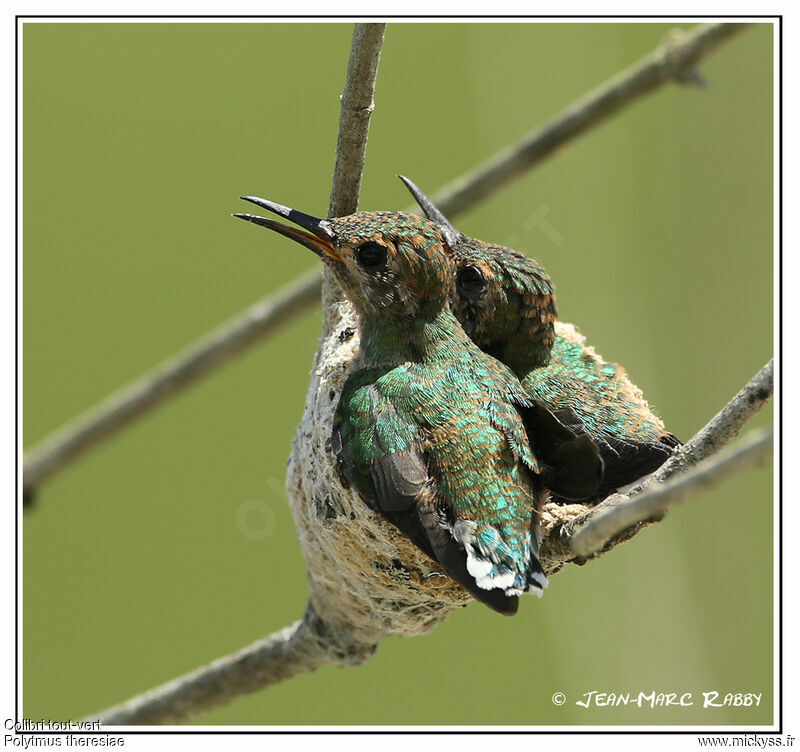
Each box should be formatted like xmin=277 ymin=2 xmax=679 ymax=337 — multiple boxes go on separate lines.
xmin=328 ymin=23 xmax=386 ymax=219
xmin=322 ymin=22 xmax=386 ymax=313
xmin=22 ymin=269 xmax=322 ymax=496
xmin=90 ymin=603 xmax=374 ymax=726
xmin=570 ymin=426 xmax=773 ymax=558
xmin=22 ymin=22 xmax=748 ymax=498
xmin=646 ymin=358 xmax=775 ymax=484
xmin=431 ymin=22 xmax=749 ymax=216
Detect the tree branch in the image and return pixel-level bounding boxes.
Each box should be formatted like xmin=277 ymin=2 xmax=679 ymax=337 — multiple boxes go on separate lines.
xmin=328 ymin=23 xmax=386 ymax=220
xmin=22 ymin=22 xmax=749 ymax=498
xmin=645 ymin=358 xmax=774 ymax=484
xmin=22 ymin=269 xmax=321 ymax=496
xmin=430 ymin=22 xmax=749 ymax=216
xmin=91 ymin=603 xmax=374 ymax=726
xmin=323 ymin=22 xmax=386 ymax=313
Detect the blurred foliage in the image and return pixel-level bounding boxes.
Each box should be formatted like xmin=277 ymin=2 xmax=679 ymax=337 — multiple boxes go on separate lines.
xmin=23 ymin=22 xmax=773 ymax=725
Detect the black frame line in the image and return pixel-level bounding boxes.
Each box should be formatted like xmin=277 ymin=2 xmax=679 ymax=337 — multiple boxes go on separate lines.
xmin=14 ymin=12 xmax=783 ymax=736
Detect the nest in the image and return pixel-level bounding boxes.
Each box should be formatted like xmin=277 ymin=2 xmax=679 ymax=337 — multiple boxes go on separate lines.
xmin=286 ymin=299 xmax=471 ymax=656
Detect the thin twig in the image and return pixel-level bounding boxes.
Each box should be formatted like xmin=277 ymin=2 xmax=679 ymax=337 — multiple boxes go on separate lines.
xmin=649 ymin=358 xmax=775 ymax=484
xmin=91 ymin=604 xmax=375 ymax=726
xmin=95 ymin=617 xmax=310 ymax=725
xmin=570 ymin=426 xmax=773 ymax=558
xmin=328 ymin=23 xmax=386 ymax=219
xmin=431 ymin=22 xmax=749 ymax=216
xmin=22 ymin=22 xmax=748 ymax=497
xmin=565 ymin=359 xmax=774 ymax=560
xmin=22 ymin=269 xmax=322 ymax=495
xmin=323 ymin=22 xmax=386 ymax=312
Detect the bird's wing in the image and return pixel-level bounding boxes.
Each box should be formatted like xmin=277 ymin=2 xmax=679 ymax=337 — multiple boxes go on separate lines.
xmin=546 ymin=405 xmax=678 ymax=498
xmin=514 ymin=399 xmax=604 ymax=501
xmin=333 ymin=372 xmax=519 ymax=615
xmin=465 ymin=350 xmax=603 ymax=501
xmin=528 ymin=329 xmax=676 ymax=447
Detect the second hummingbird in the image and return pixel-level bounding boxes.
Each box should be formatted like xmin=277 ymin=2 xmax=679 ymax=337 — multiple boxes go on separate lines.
xmin=400 ymin=176 xmax=680 ymax=499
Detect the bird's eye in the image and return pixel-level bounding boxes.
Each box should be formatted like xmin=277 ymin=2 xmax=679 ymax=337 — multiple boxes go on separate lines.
xmin=354 ymin=242 xmax=388 ymax=271
xmin=457 ymin=264 xmax=486 ymax=301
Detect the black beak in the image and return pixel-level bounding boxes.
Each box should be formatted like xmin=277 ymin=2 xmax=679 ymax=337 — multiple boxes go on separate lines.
xmin=397 ymin=175 xmax=463 ymax=248
xmin=233 ymin=196 xmax=340 ymax=262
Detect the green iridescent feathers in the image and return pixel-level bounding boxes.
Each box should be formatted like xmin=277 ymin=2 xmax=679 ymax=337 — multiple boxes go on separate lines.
xmin=236 ymin=198 xmax=602 ymax=614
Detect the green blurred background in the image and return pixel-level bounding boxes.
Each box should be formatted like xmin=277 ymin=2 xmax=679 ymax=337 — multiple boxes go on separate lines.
xmin=22 ymin=22 xmax=774 ymax=726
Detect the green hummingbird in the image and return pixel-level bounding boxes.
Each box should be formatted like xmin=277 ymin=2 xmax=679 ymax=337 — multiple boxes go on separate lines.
xmin=234 ymin=196 xmax=603 ymax=614
xmin=399 ymin=176 xmax=680 ymax=499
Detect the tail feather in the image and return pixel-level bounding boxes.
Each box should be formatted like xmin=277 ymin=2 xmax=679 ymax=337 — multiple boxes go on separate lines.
xmin=526 ymin=556 xmax=548 ymax=597
xmin=453 ymin=520 xmax=548 ymax=598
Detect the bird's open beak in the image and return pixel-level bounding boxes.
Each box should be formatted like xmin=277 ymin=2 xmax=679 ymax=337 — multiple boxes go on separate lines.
xmin=234 ymin=196 xmax=341 ymax=262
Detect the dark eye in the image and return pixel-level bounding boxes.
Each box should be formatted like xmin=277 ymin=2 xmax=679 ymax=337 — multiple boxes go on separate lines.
xmin=457 ymin=264 xmax=486 ymax=301
xmin=354 ymin=242 xmax=387 ymax=271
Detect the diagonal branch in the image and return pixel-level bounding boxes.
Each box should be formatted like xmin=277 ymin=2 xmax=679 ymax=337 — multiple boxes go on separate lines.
xmin=644 ymin=358 xmax=775 ymax=484
xmin=91 ymin=603 xmax=375 ymax=726
xmin=22 ymin=270 xmax=322 ymax=497
xmin=22 ymin=22 xmax=750 ymax=499
xmin=431 ymin=22 xmax=749 ymax=216
xmin=95 ymin=612 xmax=311 ymax=725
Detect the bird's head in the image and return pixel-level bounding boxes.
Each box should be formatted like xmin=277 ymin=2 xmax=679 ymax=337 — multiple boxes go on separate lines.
xmin=399 ymin=175 xmax=557 ymax=372
xmin=235 ymin=197 xmax=455 ymax=324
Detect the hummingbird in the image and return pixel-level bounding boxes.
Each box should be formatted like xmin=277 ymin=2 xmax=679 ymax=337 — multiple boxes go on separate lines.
xmin=399 ymin=176 xmax=680 ymax=499
xmin=234 ymin=196 xmax=603 ymax=614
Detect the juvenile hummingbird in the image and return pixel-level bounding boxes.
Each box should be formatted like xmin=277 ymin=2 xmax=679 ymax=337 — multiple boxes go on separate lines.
xmin=234 ymin=197 xmax=602 ymax=614
xmin=399 ymin=176 xmax=679 ymax=498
